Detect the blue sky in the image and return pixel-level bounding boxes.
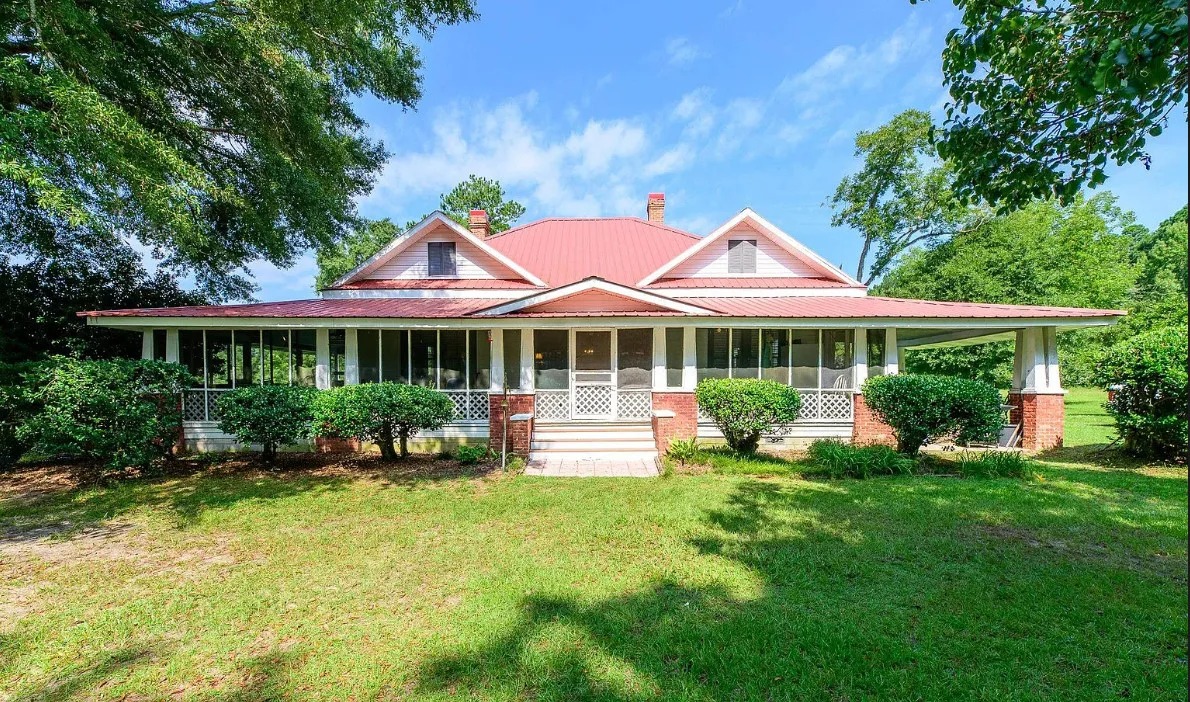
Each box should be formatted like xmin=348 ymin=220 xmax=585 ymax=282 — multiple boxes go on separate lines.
xmin=250 ymin=0 xmax=1189 ymax=300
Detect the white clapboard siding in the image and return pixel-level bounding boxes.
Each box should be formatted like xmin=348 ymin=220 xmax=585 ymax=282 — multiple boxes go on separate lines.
xmin=668 ymin=224 xmax=820 ymax=278
xmin=368 ymin=230 xmax=520 ymax=280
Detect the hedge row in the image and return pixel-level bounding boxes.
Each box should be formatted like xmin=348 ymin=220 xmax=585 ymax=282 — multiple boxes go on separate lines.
xmin=1 ymin=359 xmax=457 ymax=471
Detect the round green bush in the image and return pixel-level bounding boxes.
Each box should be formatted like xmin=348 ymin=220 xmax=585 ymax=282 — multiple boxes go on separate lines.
xmin=861 ymin=373 xmax=1002 ymax=456
xmin=311 ymin=383 xmax=454 ymax=459
xmin=1095 ymin=326 xmax=1188 ymax=461
xmin=694 ymin=378 xmax=801 ymax=455
xmin=216 ymin=385 xmax=318 ymax=463
xmin=19 ymin=358 xmax=193 ymax=471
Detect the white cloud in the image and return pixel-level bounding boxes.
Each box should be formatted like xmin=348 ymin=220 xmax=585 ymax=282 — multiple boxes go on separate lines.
xmin=366 ymin=94 xmax=686 ymax=220
xmin=665 ymin=37 xmax=704 ymax=67
xmin=643 ymin=144 xmax=695 ymax=177
xmin=777 ymin=15 xmax=932 ymax=105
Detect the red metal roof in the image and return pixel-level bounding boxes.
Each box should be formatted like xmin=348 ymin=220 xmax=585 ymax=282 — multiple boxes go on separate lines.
xmin=80 ymin=295 xmax=1125 ymax=320
xmin=485 ymin=217 xmax=699 ymax=287
xmin=326 ymin=279 xmax=539 ymax=291
xmin=79 ymin=298 xmax=502 ymax=318
xmin=681 ymin=296 xmax=1124 ymax=319
xmin=648 ymin=277 xmax=860 ymax=289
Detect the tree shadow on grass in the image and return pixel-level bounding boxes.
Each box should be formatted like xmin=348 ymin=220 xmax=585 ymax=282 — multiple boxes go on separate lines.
xmin=415 ymin=478 xmax=1187 ymax=700
xmin=5 ymin=644 xmax=162 ymax=702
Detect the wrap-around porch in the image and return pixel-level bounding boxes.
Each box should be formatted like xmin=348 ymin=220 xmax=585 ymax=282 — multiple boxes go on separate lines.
xmin=138 ymin=321 xmax=1068 ymax=454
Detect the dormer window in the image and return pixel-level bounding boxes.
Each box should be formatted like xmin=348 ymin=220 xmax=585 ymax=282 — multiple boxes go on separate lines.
xmin=727 ymin=239 xmax=757 ymax=274
xmin=427 ymin=241 xmax=457 ymax=276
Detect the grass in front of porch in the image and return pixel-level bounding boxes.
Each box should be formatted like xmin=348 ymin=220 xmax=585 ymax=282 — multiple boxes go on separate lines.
xmin=1 ymin=390 xmax=1185 ymax=700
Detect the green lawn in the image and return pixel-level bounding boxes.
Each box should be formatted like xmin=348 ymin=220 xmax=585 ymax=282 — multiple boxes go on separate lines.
xmin=1 ymin=390 xmax=1185 ymax=701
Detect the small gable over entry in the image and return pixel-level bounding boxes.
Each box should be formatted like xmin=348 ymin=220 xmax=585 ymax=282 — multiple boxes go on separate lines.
xmin=475 ymin=278 xmax=715 ymax=316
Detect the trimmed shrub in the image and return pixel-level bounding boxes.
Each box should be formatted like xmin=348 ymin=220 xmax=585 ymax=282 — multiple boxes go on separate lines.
xmin=955 ymin=451 xmax=1036 ymax=479
xmin=312 ymin=383 xmax=454 ymax=459
xmin=862 ymin=374 xmax=1002 ymax=455
xmin=19 ymin=358 xmax=193 ymax=471
xmin=695 ymin=378 xmax=801 ymax=455
xmin=807 ymin=439 xmax=915 ymax=479
xmin=455 ymin=444 xmax=491 ymax=465
xmin=216 ymin=385 xmax=318 ymax=463
xmin=1095 ymin=326 xmax=1188 ymax=460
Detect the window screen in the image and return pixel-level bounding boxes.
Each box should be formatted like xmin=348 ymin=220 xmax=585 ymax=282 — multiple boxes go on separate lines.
xmin=427 ymin=241 xmax=457 ymax=276
xmin=727 ymin=239 xmax=757 ymax=274
xmin=665 ymin=327 xmax=684 ymax=388
xmin=503 ymin=330 xmax=522 ymax=390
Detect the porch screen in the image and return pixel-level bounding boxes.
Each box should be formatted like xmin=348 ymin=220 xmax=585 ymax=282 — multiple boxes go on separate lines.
xmin=503 ymin=330 xmax=522 ymax=390
xmin=821 ymin=330 xmax=854 ymax=389
xmin=411 ymin=330 xmax=437 ymax=387
xmin=263 ymin=331 xmax=289 ymax=384
xmin=789 ymin=330 xmax=818 ymax=388
xmin=534 ymin=330 xmax=568 ymax=389
xmin=695 ymin=328 xmax=729 ymax=381
xmin=731 ymin=328 xmax=760 ymax=379
xmin=292 ymin=330 xmax=317 ymax=386
xmin=439 ymin=330 xmax=466 ymax=389
xmin=380 ymin=330 xmax=408 ymax=383
xmin=867 ymin=330 xmax=886 ymax=378
xmin=469 ymin=330 xmax=491 ymax=390
xmin=665 ymin=328 xmax=684 ymax=388
xmin=761 ymin=329 xmax=790 ymax=382
xmin=328 ymin=330 xmax=346 ymax=387
xmin=617 ymin=329 xmax=652 ymax=389
xmin=358 ymin=330 xmax=380 ymax=383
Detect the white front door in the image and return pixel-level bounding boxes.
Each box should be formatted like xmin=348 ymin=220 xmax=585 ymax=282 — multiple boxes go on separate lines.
xmin=571 ymin=329 xmax=615 ymax=420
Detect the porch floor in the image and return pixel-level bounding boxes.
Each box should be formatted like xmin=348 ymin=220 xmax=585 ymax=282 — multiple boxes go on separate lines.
xmin=523 ymin=456 xmax=659 ymax=478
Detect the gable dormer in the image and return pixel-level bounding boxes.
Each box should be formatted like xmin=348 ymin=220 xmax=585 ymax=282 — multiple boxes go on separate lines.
xmin=329 ymin=212 xmax=545 ymax=289
xmin=638 ymin=208 xmax=863 ymax=287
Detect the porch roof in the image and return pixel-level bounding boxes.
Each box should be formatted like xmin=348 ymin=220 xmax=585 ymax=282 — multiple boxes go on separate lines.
xmin=80 ymin=294 xmax=1125 ymax=323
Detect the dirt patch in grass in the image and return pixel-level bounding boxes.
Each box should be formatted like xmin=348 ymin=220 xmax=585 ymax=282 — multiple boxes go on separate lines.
xmin=971 ymin=523 xmax=1186 ymax=582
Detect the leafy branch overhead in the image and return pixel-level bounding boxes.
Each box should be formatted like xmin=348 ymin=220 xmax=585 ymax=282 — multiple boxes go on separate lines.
xmin=0 ymin=0 xmax=477 ymax=299
xmin=828 ymin=109 xmax=988 ymax=285
xmin=924 ymin=0 xmax=1188 ymax=210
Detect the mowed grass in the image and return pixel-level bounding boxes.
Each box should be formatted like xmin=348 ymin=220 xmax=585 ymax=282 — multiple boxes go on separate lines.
xmin=1 ymin=390 xmax=1185 ymax=701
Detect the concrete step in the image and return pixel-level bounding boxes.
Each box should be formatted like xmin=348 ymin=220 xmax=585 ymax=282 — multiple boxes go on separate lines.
xmin=531 ymin=439 xmax=658 ymax=451
xmin=534 ymin=422 xmax=652 ymax=431
xmin=530 ymin=453 xmax=659 ymax=462
xmin=532 ymin=429 xmax=655 ymax=441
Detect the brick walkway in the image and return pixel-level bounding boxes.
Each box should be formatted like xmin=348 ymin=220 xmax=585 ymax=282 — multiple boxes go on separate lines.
xmin=523 ymin=457 xmax=659 ymax=478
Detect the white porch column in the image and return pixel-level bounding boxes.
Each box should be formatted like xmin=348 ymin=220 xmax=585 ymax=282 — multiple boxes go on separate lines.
xmin=854 ymin=328 xmax=868 ymax=387
xmin=315 ymin=328 xmax=330 ymax=389
xmin=166 ymin=329 xmax=180 ymax=363
xmin=1044 ymin=326 xmax=1062 ymax=392
xmin=1015 ymin=326 xmax=1062 ymax=392
xmin=141 ymin=331 xmax=154 ymax=360
xmin=344 ymin=329 xmax=359 ymax=385
xmin=652 ymin=327 xmax=666 ymax=390
xmin=519 ymin=327 xmax=534 ymax=391
xmin=489 ymin=328 xmax=505 ymax=392
xmin=884 ymin=328 xmax=898 ymax=375
xmin=681 ymin=326 xmax=696 ymax=391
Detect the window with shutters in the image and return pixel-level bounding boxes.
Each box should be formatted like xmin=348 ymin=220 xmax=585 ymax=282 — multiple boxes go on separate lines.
xmin=727 ymin=239 xmax=757 ymax=274
xmin=427 ymin=241 xmax=457 ymax=276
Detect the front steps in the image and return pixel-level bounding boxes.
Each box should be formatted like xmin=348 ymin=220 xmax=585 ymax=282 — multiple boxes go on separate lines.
xmin=530 ymin=421 xmax=658 ymax=461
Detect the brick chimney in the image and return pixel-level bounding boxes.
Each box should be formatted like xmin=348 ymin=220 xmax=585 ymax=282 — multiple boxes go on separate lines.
xmin=469 ymin=209 xmax=490 ymax=237
xmin=646 ymin=193 xmax=665 ymax=223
